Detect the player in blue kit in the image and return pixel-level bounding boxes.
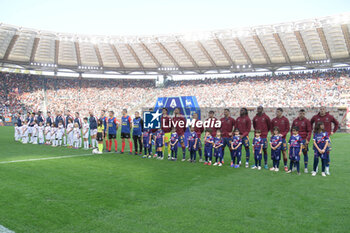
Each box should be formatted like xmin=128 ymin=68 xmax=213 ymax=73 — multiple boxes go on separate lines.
xmin=187 ymin=127 xmax=198 ymax=163
xmin=154 ymin=128 xmax=164 ymax=160
xmin=170 ymin=128 xmax=179 ymax=161
xmin=312 ymin=122 xmax=330 ymax=177
xmin=213 ymin=130 xmax=224 ymax=167
xmin=204 ymin=129 xmax=214 ymax=166
xmin=107 ymin=111 xmax=119 ymax=152
xmin=141 ymin=129 xmax=152 ymax=158
xmin=269 ymin=127 xmax=283 ymax=172
xmin=230 ymin=129 xmax=242 ymax=168
xmin=287 ymin=126 xmax=303 ymax=175
xmin=121 ymin=109 xmax=133 ymax=154
xmin=132 ymin=111 xmax=144 ymax=155
xmin=252 ymin=130 xmax=263 ymax=170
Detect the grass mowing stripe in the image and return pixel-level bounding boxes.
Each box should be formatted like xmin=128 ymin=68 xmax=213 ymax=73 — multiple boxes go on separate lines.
xmin=0 ymin=153 xmax=93 ymax=164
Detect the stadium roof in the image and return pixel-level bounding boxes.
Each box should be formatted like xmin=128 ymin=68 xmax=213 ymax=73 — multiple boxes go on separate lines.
xmin=1 ymin=13 xmax=350 ymax=75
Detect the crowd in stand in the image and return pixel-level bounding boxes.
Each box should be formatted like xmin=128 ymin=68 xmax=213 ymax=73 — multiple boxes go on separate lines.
xmin=0 ymin=69 xmax=349 ymax=119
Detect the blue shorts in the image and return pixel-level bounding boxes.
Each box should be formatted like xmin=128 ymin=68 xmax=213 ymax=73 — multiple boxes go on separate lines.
xmin=214 ymin=148 xmax=223 ymax=158
xmin=204 ymin=146 xmax=213 ymax=158
xmin=254 ymin=150 xmax=262 ymax=160
xmin=232 ymin=150 xmax=241 ymax=158
xmin=302 ymin=139 xmax=309 ymax=152
xmin=282 ymin=138 xmax=287 ymax=151
xmin=188 ymin=144 xmax=197 ymax=151
xmin=179 ymin=135 xmax=185 ymax=144
xmin=223 ymin=137 xmax=232 ymax=149
xmin=271 ymin=149 xmax=281 ymax=160
xmin=242 ymin=136 xmax=250 ymax=147
xmin=156 ymin=141 xmax=163 ymax=148
xmin=289 ymin=147 xmax=301 ymax=161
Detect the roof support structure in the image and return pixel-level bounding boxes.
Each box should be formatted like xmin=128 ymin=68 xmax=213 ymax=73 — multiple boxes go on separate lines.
xmin=176 ymin=40 xmax=198 ymax=68
xmin=294 ymin=31 xmax=310 ymax=61
xmin=74 ymin=42 xmax=82 ymax=67
xmin=214 ymin=38 xmax=235 ymax=66
xmin=54 ymin=40 xmax=59 ymax=65
xmin=253 ymin=35 xmax=272 ymax=64
xmin=140 ymin=42 xmax=161 ymax=67
xmin=234 ymin=37 xmax=252 ymax=64
xmin=156 ymin=42 xmax=180 ymax=67
xmin=30 ymin=37 xmax=40 ymax=63
xmin=3 ymin=34 xmax=19 ymax=60
xmin=125 ymin=44 xmax=144 ymax=70
xmin=316 ymin=27 xmax=332 ymax=59
xmin=110 ymin=44 xmax=124 ymax=69
xmin=94 ymin=45 xmax=104 ymax=67
xmin=341 ymin=24 xmax=350 ymax=56
xmin=273 ymin=33 xmax=291 ymax=64
xmin=197 ymin=41 xmax=217 ymax=68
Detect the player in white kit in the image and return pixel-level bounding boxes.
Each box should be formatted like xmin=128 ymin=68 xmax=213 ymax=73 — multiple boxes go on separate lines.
xmin=38 ymin=122 xmax=45 ymax=144
xmin=32 ymin=121 xmax=39 ymax=144
xmin=22 ymin=120 xmax=29 ymax=144
xmin=45 ymin=122 xmax=51 ymax=145
xmin=66 ymin=119 xmax=74 ymax=148
xmin=73 ymin=123 xmax=81 ymax=148
xmin=82 ymin=117 xmax=90 ymax=150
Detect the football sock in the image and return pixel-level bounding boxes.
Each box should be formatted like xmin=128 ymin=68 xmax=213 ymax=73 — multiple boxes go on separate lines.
xmin=114 ymin=139 xmax=118 ymax=151
xmin=313 ymin=157 xmax=319 ymax=172
xmin=303 ymin=152 xmax=308 ymax=168
xmin=263 ymin=148 xmax=268 ymax=165
xmin=198 ymin=148 xmax=202 ymax=159
xmin=144 ymin=147 xmax=148 ymax=155
xmin=106 ymin=140 xmax=109 ymax=151
xmin=283 ymin=157 xmax=288 ymax=167
xmin=326 ymin=154 xmax=330 ymax=167
xmin=160 ymin=151 xmax=163 ymax=158
xmin=122 ymin=141 xmax=125 ymax=152
xmin=86 ymin=140 xmax=89 ymax=149
xmin=258 ymin=160 xmax=261 ymax=167
xmin=296 ymin=161 xmax=300 ymax=173
xmin=245 ymin=146 xmax=250 ymax=162
xmin=168 ymin=145 xmax=171 ymax=157
xmin=182 ymin=146 xmax=186 ymax=159
xmin=193 ymin=151 xmax=196 ymax=161
xmin=322 ymin=159 xmax=326 ymax=172
xmin=129 ymin=141 xmax=133 ymax=152
xmin=91 ymin=139 xmax=95 ymax=148
xmin=98 ymin=144 xmax=103 ymax=152
xmin=230 ymin=150 xmax=234 ymax=162
xmin=148 ymin=147 xmax=152 ymax=155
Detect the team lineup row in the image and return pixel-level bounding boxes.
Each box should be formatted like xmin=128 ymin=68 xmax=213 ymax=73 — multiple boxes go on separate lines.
xmin=13 ymin=106 xmax=338 ymax=177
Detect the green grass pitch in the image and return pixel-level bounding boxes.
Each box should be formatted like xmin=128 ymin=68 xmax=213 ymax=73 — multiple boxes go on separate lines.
xmin=0 ymin=126 xmax=349 ymax=233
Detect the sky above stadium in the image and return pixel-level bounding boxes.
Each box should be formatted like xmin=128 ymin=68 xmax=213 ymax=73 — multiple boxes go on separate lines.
xmin=1 ymin=0 xmax=350 ymax=36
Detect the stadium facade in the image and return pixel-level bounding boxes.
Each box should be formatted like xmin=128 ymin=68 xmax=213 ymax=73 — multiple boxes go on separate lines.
xmin=0 ymin=13 xmax=350 ymax=76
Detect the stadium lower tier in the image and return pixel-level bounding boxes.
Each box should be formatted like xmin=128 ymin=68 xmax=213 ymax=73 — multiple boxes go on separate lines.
xmin=0 ymin=69 xmax=349 ymax=119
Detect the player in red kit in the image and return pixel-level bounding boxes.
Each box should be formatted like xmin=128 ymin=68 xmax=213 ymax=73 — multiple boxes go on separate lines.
xmin=193 ymin=112 xmax=204 ymax=162
xmin=161 ymin=108 xmax=172 ymax=159
xmin=235 ymin=108 xmax=251 ymax=168
xmin=291 ymin=109 xmax=312 ymax=173
xmin=271 ymin=108 xmax=290 ymax=171
xmin=206 ymin=110 xmax=220 ymax=137
xmin=252 ymin=106 xmax=271 ymax=169
xmin=220 ymin=109 xmax=235 ymax=165
xmin=310 ymin=106 xmax=339 ymax=175
xmin=172 ymin=108 xmax=187 ymax=161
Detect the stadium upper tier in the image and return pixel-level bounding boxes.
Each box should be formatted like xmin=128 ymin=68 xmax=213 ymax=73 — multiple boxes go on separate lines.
xmin=0 ymin=13 xmax=350 ymax=74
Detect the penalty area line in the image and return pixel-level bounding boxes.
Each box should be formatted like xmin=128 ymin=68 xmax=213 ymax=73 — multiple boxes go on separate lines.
xmin=0 ymin=153 xmax=93 ymax=164
xmin=0 ymin=224 xmax=15 ymax=233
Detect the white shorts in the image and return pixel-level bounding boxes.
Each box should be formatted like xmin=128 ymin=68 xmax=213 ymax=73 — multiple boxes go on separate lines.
xmin=28 ymin=127 xmax=33 ymax=134
xmin=90 ymin=129 xmax=97 ymax=136
xmin=83 ymin=133 xmax=89 ymax=139
xmin=46 ymin=134 xmax=51 ymax=140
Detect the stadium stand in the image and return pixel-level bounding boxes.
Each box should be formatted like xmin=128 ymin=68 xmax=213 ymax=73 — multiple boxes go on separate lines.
xmin=0 ymin=69 xmax=349 ymax=125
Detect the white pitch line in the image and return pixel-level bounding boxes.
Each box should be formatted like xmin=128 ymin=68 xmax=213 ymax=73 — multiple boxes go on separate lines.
xmin=0 ymin=153 xmax=93 ymax=164
xmin=0 ymin=225 xmax=15 ymax=233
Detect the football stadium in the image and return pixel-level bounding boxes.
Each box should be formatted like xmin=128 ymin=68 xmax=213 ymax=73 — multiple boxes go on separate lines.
xmin=1 ymin=1 xmax=350 ymax=232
